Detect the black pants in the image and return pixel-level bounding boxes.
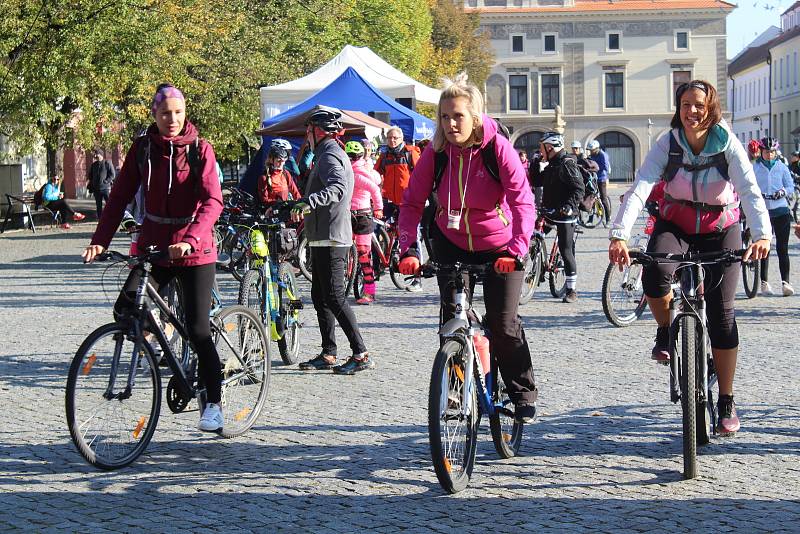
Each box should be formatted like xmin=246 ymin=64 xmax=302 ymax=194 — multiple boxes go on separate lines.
xmin=597 ymin=181 xmax=611 ymax=223
xmin=46 ymin=199 xmax=76 ymax=221
xmin=429 ymin=224 xmax=538 ymax=405
xmin=93 ymin=190 xmax=110 ymax=218
xmin=310 ymin=246 xmax=367 ymax=356
xmin=115 ymin=263 xmax=222 ymax=403
xmin=761 ymin=212 xmax=792 ymax=283
xmin=556 ymin=222 xmax=577 ymax=277
xmin=643 ymin=219 xmax=741 ymax=350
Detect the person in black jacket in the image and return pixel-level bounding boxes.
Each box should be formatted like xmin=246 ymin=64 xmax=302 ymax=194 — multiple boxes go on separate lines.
xmin=539 ymin=132 xmax=584 ymax=303
xmin=87 ymin=151 xmax=116 ymax=218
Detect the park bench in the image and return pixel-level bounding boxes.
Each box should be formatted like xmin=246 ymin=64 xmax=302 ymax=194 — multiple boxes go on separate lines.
xmin=0 ymin=193 xmax=61 ymax=233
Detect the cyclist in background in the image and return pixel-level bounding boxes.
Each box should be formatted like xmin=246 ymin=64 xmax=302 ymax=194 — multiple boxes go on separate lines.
xmin=747 ymin=139 xmax=761 ymax=163
xmin=609 ymin=80 xmax=771 ymax=435
xmin=81 ymin=83 xmax=226 ymax=432
xmin=753 ymin=137 xmax=795 ymax=296
xmin=258 ymin=144 xmax=301 ymax=206
xmin=397 ymin=72 xmax=538 ymax=423
xmin=540 ymin=132 xmax=584 ymax=303
xmin=346 ymin=140 xmax=384 ymax=305
xmin=587 ymin=139 xmax=612 ymax=224
xmin=788 ymin=150 xmax=800 ymax=177
xmin=272 ymin=138 xmax=301 ymax=183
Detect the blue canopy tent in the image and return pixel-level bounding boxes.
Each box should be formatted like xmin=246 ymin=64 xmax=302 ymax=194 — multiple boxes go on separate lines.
xmin=240 ymin=68 xmax=435 ymax=194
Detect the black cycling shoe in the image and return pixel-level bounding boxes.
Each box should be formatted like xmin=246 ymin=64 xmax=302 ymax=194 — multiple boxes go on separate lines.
xmin=299 ymin=354 xmax=337 ymax=371
xmin=514 ymin=403 xmax=537 ymax=423
xmin=332 ymin=355 xmax=375 ymax=375
xmin=651 ymin=326 xmax=670 ymax=363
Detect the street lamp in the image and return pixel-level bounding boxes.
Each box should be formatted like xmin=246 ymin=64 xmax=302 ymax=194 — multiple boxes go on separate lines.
xmin=753 ymin=116 xmax=762 ymax=139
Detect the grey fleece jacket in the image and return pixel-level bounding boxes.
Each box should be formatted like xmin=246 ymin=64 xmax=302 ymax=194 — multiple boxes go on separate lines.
xmin=303 ymin=137 xmax=354 ymax=245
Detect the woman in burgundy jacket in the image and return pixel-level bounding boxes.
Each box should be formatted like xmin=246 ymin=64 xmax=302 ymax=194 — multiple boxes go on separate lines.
xmin=82 ymin=84 xmax=225 ymax=433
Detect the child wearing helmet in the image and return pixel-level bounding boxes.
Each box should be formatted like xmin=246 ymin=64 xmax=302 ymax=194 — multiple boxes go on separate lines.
xmin=258 ymin=144 xmax=301 ymax=206
xmin=346 ymin=140 xmax=384 ymax=304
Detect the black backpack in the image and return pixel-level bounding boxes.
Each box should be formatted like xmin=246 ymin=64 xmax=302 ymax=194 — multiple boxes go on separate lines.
xmin=663 ymin=132 xmax=729 ymax=182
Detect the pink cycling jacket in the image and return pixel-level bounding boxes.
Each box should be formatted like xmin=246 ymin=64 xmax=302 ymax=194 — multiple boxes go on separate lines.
xmin=350 ymin=158 xmax=383 ymax=212
xmin=399 ymin=115 xmax=534 ymax=258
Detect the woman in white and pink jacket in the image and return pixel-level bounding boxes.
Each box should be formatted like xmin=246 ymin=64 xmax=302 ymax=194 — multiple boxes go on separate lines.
xmin=346 ymin=141 xmax=383 ymax=304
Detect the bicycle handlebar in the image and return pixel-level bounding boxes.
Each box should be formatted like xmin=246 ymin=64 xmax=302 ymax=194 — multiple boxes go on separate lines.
xmin=418 ymin=261 xmax=494 ymax=279
xmin=629 ymin=248 xmax=745 ymax=266
xmin=96 ymin=248 xmax=169 ymax=265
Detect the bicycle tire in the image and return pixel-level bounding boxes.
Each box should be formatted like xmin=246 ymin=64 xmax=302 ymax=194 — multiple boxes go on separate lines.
xmin=696 ymin=326 xmax=713 ymax=447
xmin=677 ymin=315 xmax=699 ymax=479
xmin=489 ymin=372 xmax=524 ymax=458
xmin=66 ymin=323 xmax=161 ymax=470
xmin=373 ymin=225 xmax=391 ymax=280
xmin=277 ymin=263 xmax=301 ymax=365
xmin=577 ymin=200 xmax=601 ymax=229
xmin=353 ymin=263 xmax=365 ymax=300
xmin=549 ymin=250 xmax=567 ymax=298
xmin=389 ymin=240 xmax=414 ymax=291
xmin=343 ymin=243 xmax=357 ymax=297
xmin=601 ymin=255 xmax=648 ymax=327
xmin=238 ymin=269 xmax=266 ymax=324
xmin=519 ymin=239 xmax=543 ymax=305
xmin=212 ymin=305 xmax=271 ymax=438
xmin=297 ymin=236 xmax=313 ymax=282
xmin=428 ymin=339 xmax=478 ymax=494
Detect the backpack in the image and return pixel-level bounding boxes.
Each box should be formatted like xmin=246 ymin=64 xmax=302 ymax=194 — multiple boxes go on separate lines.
xmin=432 ymin=138 xmax=503 ymax=191
xmin=135 ymin=136 xmax=204 ymax=190
xmin=663 ymin=133 xmax=729 ymax=182
xmin=33 ymin=184 xmax=46 ymax=209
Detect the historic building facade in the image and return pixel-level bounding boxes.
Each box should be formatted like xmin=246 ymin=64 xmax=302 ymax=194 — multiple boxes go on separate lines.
xmin=467 ymin=0 xmax=733 ymax=181
xmin=770 ymin=2 xmax=800 ymax=152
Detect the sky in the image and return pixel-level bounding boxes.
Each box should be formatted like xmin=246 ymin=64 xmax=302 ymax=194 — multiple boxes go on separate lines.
xmin=726 ymin=0 xmax=792 ymax=58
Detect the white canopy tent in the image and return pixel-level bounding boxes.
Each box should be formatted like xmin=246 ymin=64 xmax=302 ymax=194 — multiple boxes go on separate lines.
xmin=259 ymin=45 xmax=440 ymax=120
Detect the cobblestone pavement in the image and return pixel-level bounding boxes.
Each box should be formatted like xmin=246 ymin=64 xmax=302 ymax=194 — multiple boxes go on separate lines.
xmin=2 ymin=196 xmax=799 ymax=532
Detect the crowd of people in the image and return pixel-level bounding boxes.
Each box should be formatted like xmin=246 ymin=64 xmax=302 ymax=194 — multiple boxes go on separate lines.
xmin=75 ymin=76 xmax=800 ymax=439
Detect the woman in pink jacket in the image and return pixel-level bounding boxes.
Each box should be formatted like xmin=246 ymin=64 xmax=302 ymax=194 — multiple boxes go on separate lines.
xmin=397 ymin=73 xmax=538 ymax=423
xmin=346 ymin=141 xmax=384 ymax=304
xmin=82 ymin=84 xmax=226 ymax=433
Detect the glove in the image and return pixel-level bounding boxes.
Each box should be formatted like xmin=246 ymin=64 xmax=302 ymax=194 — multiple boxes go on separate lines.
xmin=398 ymin=256 xmax=420 ymax=275
xmin=373 ymin=209 xmax=383 ymax=220
xmin=494 ymin=257 xmax=518 ymax=274
xmin=558 ymin=205 xmax=574 ymax=218
xmin=290 ymin=201 xmax=311 ymax=222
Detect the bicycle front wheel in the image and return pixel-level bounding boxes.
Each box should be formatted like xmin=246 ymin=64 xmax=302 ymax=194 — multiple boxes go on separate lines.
xmin=213 ymin=305 xmax=271 ymax=438
xmin=277 ymin=262 xmax=301 ymax=365
xmin=238 ymin=268 xmax=266 ymax=324
xmin=518 ymin=241 xmax=542 ymax=305
xmin=428 ymin=340 xmax=478 ymax=494
xmin=389 ymin=240 xmax=414 ymax=291
xmin=297 ymin=235 xmax=313 ymax=282
xmin=549 ymin=250 xmax=567 ymax=298
xmin=66 ymin=323 xmax=161 ymax=470
xmin=601 ymin=257 xmax=647 ymax=327
xmin=676 ymin=315 xmax=699 ymax=479
xmin=489 ymin=372 xmax=524 ymax=458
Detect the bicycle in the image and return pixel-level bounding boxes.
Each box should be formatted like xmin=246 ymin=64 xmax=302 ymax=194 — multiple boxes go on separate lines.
xmin=629 ymin=248 xmax=744 ymax=480
xmin=601 ymin=219 xmax=653 ymax=327
xmin=422 ymin=262 xmax=527 ymax=494
xmin=66 ymin=249 xmax=270 ymax=470
xmin=519 ymin=212 xmax=581 ymax=303
xmin=237 ymin=204 xmax=304 ymax=365
xmin=352 ymin=217 xmax=412 ymax=299
xmin=215 ymin=188 xmax=259 ymax=281
xmin=578 ymin=196 xmax=606 ymax=229
xmin=740 ymin=221 xmax=760 ymax=299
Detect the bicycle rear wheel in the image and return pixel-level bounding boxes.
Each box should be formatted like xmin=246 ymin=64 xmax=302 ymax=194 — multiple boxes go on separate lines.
xmin=428 ymin=339 xmax=478 ymax=494
xmin=518 ymin=240 xmax=542 ymax=305
xmin=297 ymin=235 xmax=312 ymax=282
xmin=601 ymin=256 xmax=647 ymax=327
xmin=277 ymin=263 xmax=301 ymax=365
xmin=66 ymin=323 xmax=161 ymax=470
xmin=373 ymin=225 xmax=391 ymax=280
xmin=676 ymin=315 xmax=699 ymax=479
xmin=238 ymin=268 xmax=266 ymax=324
xmin=343 ymin=243 xmax=357 ymax=297
xmin=741 ymin=232 xmax=760 ymax=298
xmin=212 ymin=306 xmax=270 ymax=437
xmin=489 ymin=371 xmax=524 ymax=458
xmin=548 ymin=250 xmax=567 ymax=298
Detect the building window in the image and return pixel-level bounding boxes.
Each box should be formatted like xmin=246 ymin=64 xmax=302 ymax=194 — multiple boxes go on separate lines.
xmin=675 ymin=30 xmax=689 ymax=50
xmin=509 ymin=75 xmax=528 ymax=111
xmin=780 ymin=57 xmax=784 ymax=89
xmin=541 ymin=73 xmax=560 ymax=110
xmin=511 ymin=35 xmax=524 ymax=53
xmin=543 ymin=34 xmax=557 ymax=54
xmin=607 ymin=32 xmax=621 ymax=52
xmin=672 ymin=70 xmax=691 ymax=106
xmin=605 ymin=72 xmax=624 ymax=108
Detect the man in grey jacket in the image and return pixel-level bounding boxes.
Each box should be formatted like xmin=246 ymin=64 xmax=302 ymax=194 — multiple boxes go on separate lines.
xmin=291 ymin=107 xmax=373 ymax=375
xmin=88 ymin=150 xmax=116 ymax=218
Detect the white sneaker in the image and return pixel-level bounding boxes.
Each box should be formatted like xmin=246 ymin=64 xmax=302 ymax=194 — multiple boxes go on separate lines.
xmin=198 ymin=403 xmax=223 ymax=432
xmin=760 ymin=281 xmax=774 ymax=295
xmin=782 ymin=281 xmax=795 ymax=296
xmin=407 ymin=279 xmax=423 ymax=293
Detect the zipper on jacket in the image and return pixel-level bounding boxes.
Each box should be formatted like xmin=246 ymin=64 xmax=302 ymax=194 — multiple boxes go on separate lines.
xmin=495 ymin=204 xmax=509 ymax=226
xmin=457 ymin=152 xmax=474 ymax=251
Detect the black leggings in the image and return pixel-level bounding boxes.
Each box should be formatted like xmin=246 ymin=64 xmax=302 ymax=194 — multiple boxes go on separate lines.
xmin=761 ymin=212 xmax=792 ymax=283
xmin=115 ymin=262 xmax=222 ymax=403
xmin=556 ymin=222 xmax=577 ymax=277
xmin=309 ymin=246 xmax=367 ymax=356
xmin=429 ymin=224 xmax=538 ymax=405
xmin=46 ymin=199 xmax=76 ymax=221
xmin=597 ymin=181 xmax=611 ymax=223
xmin=642 ymin=219 xmax=742 ymax=350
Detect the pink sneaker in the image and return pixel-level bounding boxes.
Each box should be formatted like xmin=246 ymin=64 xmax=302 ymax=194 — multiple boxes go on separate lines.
xmin=60 ymin=223 xmax=71 ymax=230
xmin=717 ymin=394 xmax=740 ymax=435
xmin=73 ymin=212 xmax=86 ymax=221
xmin=356 ymin=294 xmax=374 ymax=305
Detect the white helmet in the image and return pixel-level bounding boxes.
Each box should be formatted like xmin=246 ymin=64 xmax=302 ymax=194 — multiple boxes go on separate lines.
xmin=271 ymin=138 xmax=292 ymax=151
xmin=587 ymin=140 xmax=600 ymax=150
xmin=540 ymin=131 xmax=564 ymax=149
xmin=571 ymin=141 xmax=582 ymax=149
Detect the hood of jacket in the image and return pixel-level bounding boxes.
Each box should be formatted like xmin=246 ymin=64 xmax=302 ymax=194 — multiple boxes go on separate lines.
xmin=676 ymin=121 xmax=731 ymax=157
xmin=147 ymin=121 xmax=199 ymax=150
xmin=478 ymin=114 xmax=498 ymax=149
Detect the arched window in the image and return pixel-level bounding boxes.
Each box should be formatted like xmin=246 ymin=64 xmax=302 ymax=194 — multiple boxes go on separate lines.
xmin=596 ymin=131 xmax=635 ymax=182
xmin=513 ymin=131 xmax=544 ymax=160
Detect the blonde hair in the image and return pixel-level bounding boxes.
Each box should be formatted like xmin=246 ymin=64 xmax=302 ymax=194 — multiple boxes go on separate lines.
xmin=432 ymin=72 xmax=484 ymax=152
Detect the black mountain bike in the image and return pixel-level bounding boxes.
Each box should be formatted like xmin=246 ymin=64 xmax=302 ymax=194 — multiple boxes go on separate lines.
xmin=630 ymin=248 xmax=744 ymax=479
xmin=66 ymin=249 xmax=270 ymax=470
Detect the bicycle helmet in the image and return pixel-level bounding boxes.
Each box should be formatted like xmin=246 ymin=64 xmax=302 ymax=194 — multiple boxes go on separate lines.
xmin=306 ymin=106 xmax=343 ymax=133
xmin=268 ymin=145 xmax=288 ymax=160
xmin=540 ymin=131 xmax=564 ymax=149
xmin=571 ymin=141 xmax=582 ymax=149
xmin=344 ymin=141 xmax=365 ymax=157
xmin=587 ymin=140 xmax=600 ymax=151
xmin=747 ymin=139 xmax=762 ymax=154
xmin=760 ymin=137 xmax=780 ymax=151
xmin=271 ymin=138 xmax=292 ymax=151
